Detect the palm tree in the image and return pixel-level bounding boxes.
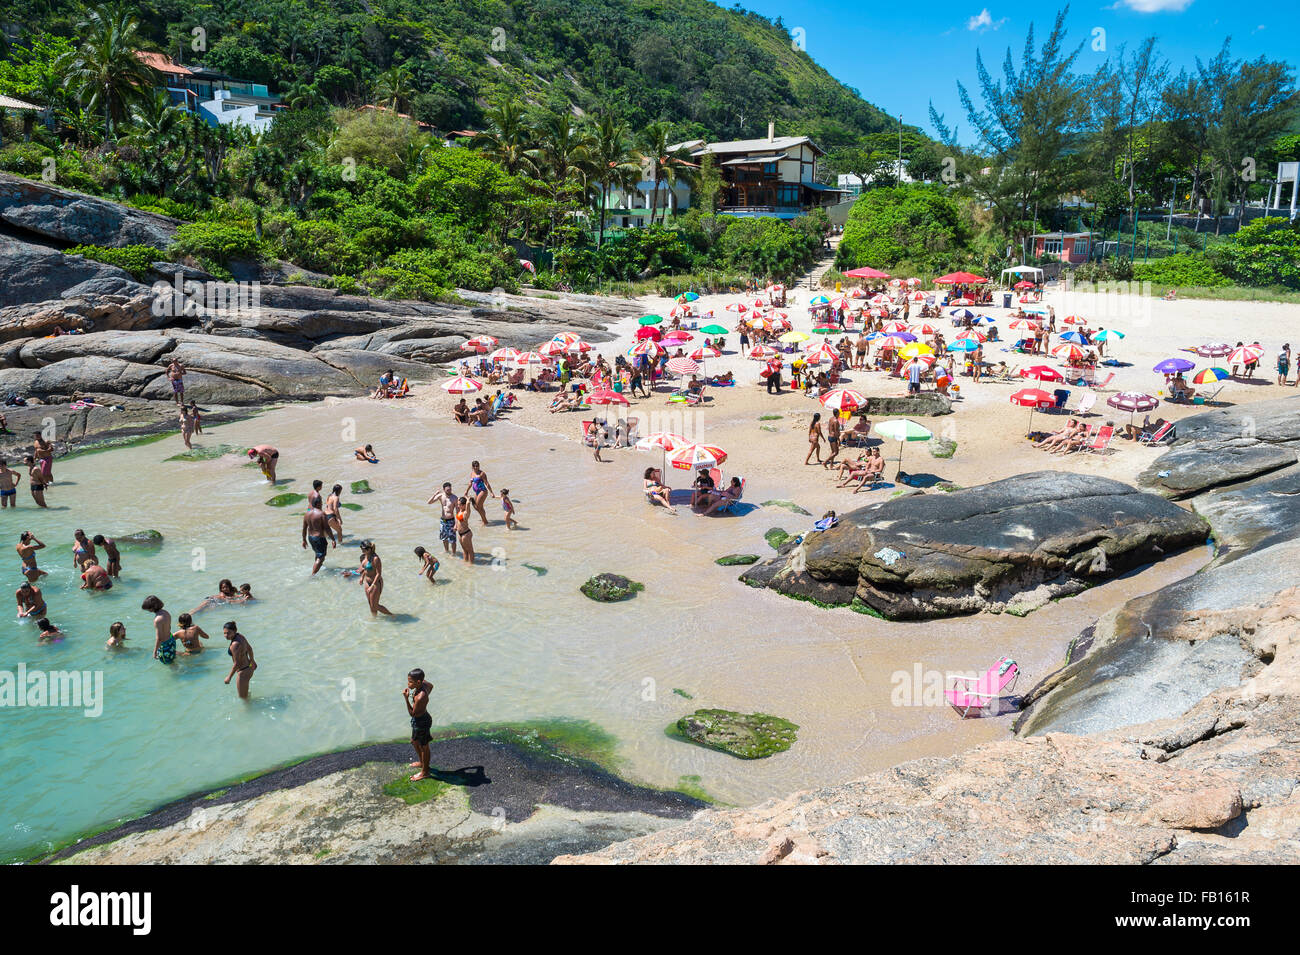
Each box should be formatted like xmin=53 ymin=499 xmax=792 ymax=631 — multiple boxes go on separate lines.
xmin=475 ymin=100 xmax=535 ymax=177
xmin=589 ymin=115 xmax=640 ymax=246
xmin=64 ymin=3 xmax=154 ymax=141
xmin=530 ymin=112 xmax=595 ymax=243
xmin=61 ymin=105 xmax=103 ymax=148
xmin=123 ymin=91 xmax=183 ymax=190
xmin=637 ymin=121 xmax=696 ymax=226
xmin=282 ymin=81 xmax=325 ymax=111
xmin=373 ymin=65 xmax=415 ymax=113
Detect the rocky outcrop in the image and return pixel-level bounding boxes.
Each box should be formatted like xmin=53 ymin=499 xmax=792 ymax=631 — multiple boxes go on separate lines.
xmin=1138 ymin=395 xmax=1300 ymax=499
xmin=0 ymin=172 xmax=182 ymax=248
xmin=740 ymin=471 xmax=1207 ymax=619
xmin=579 ymin=574 xmax=643 ymax=602
xmin=670 ymin=710 xmax=799 ymax=760
xmin=0 ymin=236 xmax=142 ymax=309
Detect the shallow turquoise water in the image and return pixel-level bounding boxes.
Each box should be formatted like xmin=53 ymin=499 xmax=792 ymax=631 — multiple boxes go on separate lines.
xmin=0 ymin=397 xmax=1185 ymax=861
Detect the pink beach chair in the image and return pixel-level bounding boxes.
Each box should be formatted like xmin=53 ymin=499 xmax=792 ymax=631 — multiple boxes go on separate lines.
xmin=945 ymin=657 xmax=1020 ymax=718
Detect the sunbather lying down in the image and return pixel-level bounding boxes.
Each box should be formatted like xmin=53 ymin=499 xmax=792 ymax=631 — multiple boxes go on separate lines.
xmin=1036 ymin=418 xmax=1086 ymax=454
xmin=1124 ymin=416 xmax=1168 ymax=441
xmin=835 ymin=449 xmax=886 ymax=491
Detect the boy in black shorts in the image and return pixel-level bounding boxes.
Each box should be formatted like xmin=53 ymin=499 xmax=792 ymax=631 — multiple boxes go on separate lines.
xmin=404 ymin=669 xmax=434 ymax=781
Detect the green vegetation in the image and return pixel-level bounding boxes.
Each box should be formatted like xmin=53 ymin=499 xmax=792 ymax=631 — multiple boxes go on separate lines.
xmin=715 ymin=554 xmax=759 ymax=566
xmin=349 ymin=480 xmax=372 ymax=494
xmin=64 ymin=242 xmax=163 ymax=278
xmin=764 ymin=527 xmax=791 ymax=549
xmin=667 ymin=708 xmax=799 ymax=760
xmin=265 ymin=492 xmax=308 ymax=507
xmin=164 ymin=443 xmax=241 ymax=461
xmin=579 ymin=573 xmax=643 ymax=602
xmin=382 ymin=771 xmax=452 ymax=805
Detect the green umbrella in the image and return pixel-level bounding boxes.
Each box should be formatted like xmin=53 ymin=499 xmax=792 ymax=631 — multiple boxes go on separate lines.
xmin=700 ymin=324 xmax=728 ymax=335
xmin=874 ymin=419 xmax=932 ymax=481
xmin=638 ymin=314 xmax=664 ymax=326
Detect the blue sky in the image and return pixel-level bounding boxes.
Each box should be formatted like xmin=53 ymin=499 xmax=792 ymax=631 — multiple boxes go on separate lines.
xmin=741 ymin=1 xmax=1294 ymax=142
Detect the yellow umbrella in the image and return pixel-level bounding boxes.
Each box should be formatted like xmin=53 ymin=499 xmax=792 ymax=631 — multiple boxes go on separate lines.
xmin=779 ymin=330 xmax=810 ymax=344
xmin=900 ymin=342 xmax=934 ymax=359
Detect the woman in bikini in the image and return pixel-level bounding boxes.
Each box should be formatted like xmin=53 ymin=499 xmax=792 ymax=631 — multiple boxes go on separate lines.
xmin=223 ymin=622 xmax=257 ymax=699
xmin=72 ymin=529 xmax=97 ymax=571
xmin=805 ymin=413 xmax=824 ymax=465
xmin=454 ymin=499 xmax=476 ymax=564
xmin=324 ymin=484 xmax=344 ymax=541
xmin=465 ymin=461 xmax=494 ymax=526
xmin=32 ymin=433 xmax=54 ymax=484
xmin=642 ymin=467 xmax=676 ymax=513
xmin=174 ymin=612 xmax=211 ymax=654
xmin=357 ymin=541 xmax=392 ymax=615
xmin=25 ymin=456 xmax=47 ymax=508
xmin=17 ymin=531 xmax=47 ymax=583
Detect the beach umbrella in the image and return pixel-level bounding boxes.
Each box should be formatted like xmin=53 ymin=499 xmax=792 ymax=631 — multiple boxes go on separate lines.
xmin=843 ymin=266 xmax=891 ymax=279
xmin=888 ymin=278 xmax=903 ymax=287
xmin=1228 ymin=345 xmax=1265 ymax=367
xmin=765 ymin=283 xmax=786 ymax=292
xmin=820 ymin=388 xmax=869 ymax=413
xmin=1021 ymin=365 xmax=1064 ymax=382
xmin=461 ymin=335 xmax=498 ymax=352
xmin=934 ymin=271 xmax=988 ymax=285
xmin=636 ymin=430 xmax=689 ymax=482
xmin=668 ymin=304 xmax=691 ymax=318
xmin=876 ymin=335 xmax=912 ymax=351
xmin=1154 ymin=357 xmax=1195 ymax=374
xmin=690 ymin=346 xmax=722 ymax=361
xmin=1052 ymin=342 xmax=1087 ymax=361
xmin=564 ymin=340 xmax=594 ymax=354
xmin=1108 ymin=391 xmax=1160 ymax=426
xmin=881 ymin=320 xmax=911 ymax=333
xmin=537 ymin=339 xmax=569 ymax=357
xmin=950 ymin=297 xmax=974 ymax=306
xmin=666 ymin=357 xmax=700 ymax=377
xmin=700 ymin=324 xmax=729 ymax=336
xmin=750 ymin=298 xmax=768 ymax=309
xmin=907 ymin=291 xmax=927 ymax=302
xmin=900 ymin=342 xmax=934 ymax=359
xmin=588 ymin=389 xmax=629 ymax=408
xmin=1007 ymin=318 xmax=1040 ymax=332
xmin=769 ymin=310 xmax=790 ymax=322
xmin=1196 ymin=342 xmax=1232 ymax=358
xmin=1093 ymin=328 xmax=1125 ymax=342
xmin=488 ymin=346 xmax=521 ymax=364
xmin=1062 ymin=315 xmax=1086 ymax=325
xmin=874 ymin=418 xmax=932 ymax=479
xmin=869 ymin=293 xmax=892 ymax=306
xmin=804 ymin=340 xmax=840 ymax=363
xmin=635 ymin=325 xmax=662 ymax=340
xmin=441 ymin=375 xmax=483 ymax=394
xmin=513 ymin=351 xmax=547 ymax=364
xmin=662 ymin=330 xmax=694 ymax=344
xmin=808 ymin=295 xmax=831 ymax=306
xmin=678 ymin=291 xmax=699 ymax=302
xmin=724 ymin=302 xmax=748 ymax=313
xmin=1010 ymin=387 xmax=1054 ymax=436
xmin=954 ymin=329 xmax=987 ymax=342
xmin=947 ymin=338 xmax=980 ymax=352
xmin=1058 ymin=331 xmax=1087 ymax=344
xmin=779 ymin=330 xmax=810 ymax=343
xmin=1193 ymin=367 xmax=1230 ymax=384
xmin=1013 ymin=280 xmax=1036 ymax=290
xmin=1022 ymin=303 xmax=1050 ymax=316
xmin=905 ymin=278 xmax=922 ymax=287
xmin=637 ymin=314 xmax=664 ymax=326
xmin=812 ymin=324 xmax=840 ymax=335
xmin=909 ymin=322 xmax=940 ymax=337
xmin=950 ymin=308 xmax=975 ymax=320
xmin=747 ymin=344 xmax=779 ymax=360
xmin=669 ymin=442 xmax=728 ymax=471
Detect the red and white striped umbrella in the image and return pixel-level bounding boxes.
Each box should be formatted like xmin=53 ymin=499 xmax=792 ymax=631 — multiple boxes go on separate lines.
xmin=461 ymin=335 xmax=498 ymax=352
xmin=766 ymin=283 xmax=785 ymax=292
xmin=666 ymin=357 xmax=701 ymax=376
xmin=750 ymin=298 xmax=768 ymax=309
xmin=669 ymin=442 xmax=728 ymax=471
xmin=868 ymin=293 xmax=892 ymax=306
xmin=950 ymin=297 xmax=974 ymax=306
xmin=1008 ymin=318 xmax=1041 ymax=331
xmin=636 ymin=431 xmax=687 ymax=452
xmin=1052 ymin=342 xmax=1087 ymax=361
xmin=564 ymin=339 xmax=594 ymax=354
xmin=888 ymin=278 xmax=903 ymax=287
xmin=748 ymin=344 xmax=779 ymax=360
xmin=514 ymin=350 xmax=547 ymax=364
xmin=537 ymin=339 xmax=569 ymax=357
xmin=1196 ymin=342 xmax=1232 ymax=358
xmin=909 ymin=322 xmax=940 ymax=337
xmin=668 ymin=304 xmax=691 ymax=318
xmin=803 ymin=339 xmax=840 ymax=361
xmin=820 ymin=388 xmax=869 ymax=412
xmin=907 ymin=291 xmax=927 ymax=302
xmin=1229 ymin=344 xmax=1265 ymax=366
xmin=881 ymin=320 xmax=910 ymax=334
xmin=1063 ymin=315 xmax=1086 ymax=325
xmin=876 ymin=335 xmax=912 ymax=350
xmin=954 ymin=329 xmax=987 ymax=342
xmin=724 ymin=302 xmax=748 ymax=313
xmin=690 ymin=346 xmax=722 ymax=361
xmin=905 ymin=278 xmax=922 ymax=286
xmin=488 ymin=347 xmax=521 ymax=363
xmin=588 ymin=389 xmax=629 ymax=406
xmin=627 ymin=340 xmax=664 ymax=358
xmin=441 ymin=375 xmax=483 ymax=393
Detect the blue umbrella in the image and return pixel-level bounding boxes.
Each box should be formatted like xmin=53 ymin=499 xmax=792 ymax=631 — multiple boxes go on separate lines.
xmin=1094 ymin=328 xmax=1125 ymax=342
xmin=948 ymin=339 xmax=981 ymax=352
xmin=972 ymin=315 xmax=996 ymax=325
xmin=950 ymin=308 xmax=975 ymax=320
xmin=1059 ymin=331 xmax=1087 ymax=344
xmin=895 ymin=332 xmax=918 ymax=343
xmin=1154 ymin=357 xmax=1195 ymax=374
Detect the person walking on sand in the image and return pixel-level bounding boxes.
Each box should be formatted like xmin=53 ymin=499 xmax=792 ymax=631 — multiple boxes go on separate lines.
xmin=358 ymin=540 xmax=392 ymax=615
xmin=0 ymin=457 xmax=20 ymax=508
xmin=465 ymin=460 xmax=494 ymax=526
xmin=24 ymin=456 xmax=47 ymax=508
xmin=805 ymin=412 xmax=824 ymax=465
xmin=428 ymin=482 xmax=458 ymax=557
xmin=404 ymin=669 xmax=434 ymax=781
xmin=248 ymin=445 xmax=278 ymax=483
xmin=324 ymin=484 xmax=344 ymax=541
xmin=223 ymin=621 xmax=256 ymax=699
xmin=17 ymin=531 xmax=47 ymax=583
xmin=302 ymin=503 xmax=337 ymax=575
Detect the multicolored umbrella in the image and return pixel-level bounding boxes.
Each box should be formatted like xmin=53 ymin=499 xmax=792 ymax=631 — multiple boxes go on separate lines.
xmin=513 ymin=350 xmax=547 ymax=365
xmin=690 ymin=346 xmax=722 ymax=361
xmin=808 ymin=295 xmax=831 ymax=306
xmin=1007 ymin=318 xmax=1040 ymax=332
xmin=875 ymin=335 xmax=912 ymax=351
xmin=1058 ymin=331 xmax=1088 ymax=344
xmin=1052 ymin=342 xmax=1087 ymax=361
xmin=628 ymin=340 xmax=663 ymax=359
xmin=950 ymin=308 xmax=975 ymax=320
xmin=1093 ymin=328 xmax=1125 ymax=342
xmin=669 ymin=443 xmax=728 ymax=471
xmin=820 ymin=388 xmax=869 ymax=413
xmin=441 ymin=375 xmax=483 ymax=393
xmin=1193 ymin=367 xmax=1230 ymax=384
xmin=677 ymin=291 xmax=699 ymax=302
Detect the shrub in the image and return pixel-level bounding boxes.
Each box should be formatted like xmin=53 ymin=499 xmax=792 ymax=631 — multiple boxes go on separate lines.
xmin=0 ymin=141 xmax=54 ymax=176
xmin=1132 ymin=253 xmax=1231 ymax=288
xmin=64 ymin=244 xmax=165 ymax=279
xmin=837 ymin=185 xmax=969 ymax=272
xmin=170 ymin=221 xmax=265 ymax=267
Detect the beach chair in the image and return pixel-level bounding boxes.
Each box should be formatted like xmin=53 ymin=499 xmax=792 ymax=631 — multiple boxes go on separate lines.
xmin=1082 ymin=425 xmax=1114 ymax=454
xmin=945 ymin=657 xmax=1020 ymax=718
xmin=1074 ymin=392 xmax=1097 ymax=416
xmin=1051 ymin=388 xmax=1071 ymax=412
xmin=506 ymin=369 xmax=525 ymax=388
xmin=1193 ymin=386 xmax=1224 ymax=406
xmin=1092 ymin=372 xmax=1116 ymax=391
xmin=1138 ymin=420 xmax=1175 ymax=445
xmin=715 ymin=477 xmax=745 ymax=513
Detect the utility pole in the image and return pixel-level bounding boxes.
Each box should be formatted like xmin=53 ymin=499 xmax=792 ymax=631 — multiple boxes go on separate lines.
xmin=896 ymin=114 xmax=903 ymax=184
xmin=1166 ymin=177 xmax=1177 ymax=241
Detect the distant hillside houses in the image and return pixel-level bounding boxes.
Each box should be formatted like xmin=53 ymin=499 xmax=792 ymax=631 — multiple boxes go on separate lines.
xmin=135 ymin=51 xmax=282 ymax=133
xmin=601 ymin=124 xmax=845 ymax=228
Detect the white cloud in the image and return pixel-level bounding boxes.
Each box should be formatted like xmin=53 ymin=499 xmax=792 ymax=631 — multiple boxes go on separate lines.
xmin=967 ymin=8 xmax=1007 ymax=31
xmin=1114 ymin=0 xmax=1195 ymax=12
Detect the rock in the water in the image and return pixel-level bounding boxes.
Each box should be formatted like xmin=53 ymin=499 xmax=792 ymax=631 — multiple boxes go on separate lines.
xmin=669 ymin=709 xmax=799 ymax=760
xmin=579 ymin=573 xmax=643 ymax=602
xmin=165 ymin=444 xmax=241 ymax=462
xmin=117 ymin=529 xmax=164 ymax=547
xmin=715 ymin=554 xmax=760 ymax=566
xmin=760 ymin=500 xmax=811 ymax=516
xmin=1138 ymin=396 xmax=1300 ymax=499
xmin=266 ymin=492 xmax=308 ymax=507
xmin=764 ymin=528 xmax=790 ymax=549
xmin=740 ymin=471 xmax=1207 ymax=620
xmin=350 ymin=480 xmax=373 ymax=494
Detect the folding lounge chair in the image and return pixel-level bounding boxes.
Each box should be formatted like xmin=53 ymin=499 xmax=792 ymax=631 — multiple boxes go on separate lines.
xmin=1051 ymin=388 xmax=1071 ymax=412
xmin=715 ymin=477 xmax=745 ymax=513
xmin=1137 ymin=420 xmax=1174 ymax=445
xmin=1074 ymin=392 xmax=1097 ymax=416
xmin=1082 ymin=424 xmax=1114 ymax=454
xmin=945 ymin=657 xmax=1020 ymax=718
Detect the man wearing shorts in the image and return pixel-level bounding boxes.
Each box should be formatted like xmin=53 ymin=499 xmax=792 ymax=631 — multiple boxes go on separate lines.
xmin=427 ymin=482 xmax=458 ymax=556
xmin=404 ymin=668 xmax=434 ymax=781
xmin=907 ymin=357 xmax=924 ymax=395
xmin=166 ymin=358 xmax=186 ymax=404
xmin=0 ymin=458 xmax=20 ymax=507
xmin=301 ymin=503 xmax=337 ymax=575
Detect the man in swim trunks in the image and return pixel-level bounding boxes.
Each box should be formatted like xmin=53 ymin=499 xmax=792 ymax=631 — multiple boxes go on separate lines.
xmin=92 ymin=535 xmax=121 ymax=578
xmin=16 ymin=581 xmax=45 ymax=618
xmin=404 ymin=668 xmax=434 ymax=781
xmin=427 ymin=482 xmax=458 ymax=556
xmin=308 ymin=479 xmax=324 ymax=509
xmin=0 ymin=457 xmax=19 ymax=507
xmin=142 ymin=595 xmax=172 ymax=661
xmin=166 ymin=358 xmax=186 ymax=404
xmin=248 ymin=445 xmax=278 ymax=483
xmin=301 ymin=503 xmax=338 ymax=575
xmin=24 ymin=455 xmax=47 ymax=507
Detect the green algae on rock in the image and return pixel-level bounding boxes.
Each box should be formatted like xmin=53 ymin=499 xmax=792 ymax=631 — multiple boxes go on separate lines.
xmin=764 ymin=527 xmax=790 ymax=549
xmin=339 ymin=502 xmax=363 ymax=512
xmin=668 ymin=709 xmax=799 ymax=760
xmin=164 ymin=444 xmax=241 ymax=462
xmin=381 ymin=771 xmax=452 ymax=805
xmin=715 ymin=554 xmax=759 ymax=566
xmin=580 ymin=573 xmax=644 ymax=602
xmin=266 ymin=492 xmax=308 ymax=507
xmin=116 ymin=529 xmax=164 ymax=547
xmin=761 ymin=500 xmax=812 ymax=516
xmin=350 ymin=480 xmax=373 ymax=494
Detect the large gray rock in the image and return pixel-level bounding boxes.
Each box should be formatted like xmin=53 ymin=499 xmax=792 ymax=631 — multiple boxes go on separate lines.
xmin=1138 ymin=396 xmax=1300 ymax=498
xmin=18 ymin=330 xmax=176 ymax=367
xmin=0 ymin=236 xmax=135 ymax=309
xmin=0 ymin=355 xmax=163 ymax=399
xmin=0 ymin=172 xmax=181 ymax=248
xmin=739 ymin=471 xmax=1207 ymax=619
xmin=166 ymin=333 xmax=356 ymax=399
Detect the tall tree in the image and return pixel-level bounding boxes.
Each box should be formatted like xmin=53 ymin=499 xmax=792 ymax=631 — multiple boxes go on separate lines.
xmin=475 ymin=100 xmax=535 ymax=177
xmin=638 ymin=121 xmax=695 ymax=225
xmin=589 ymin=114 xmax=640 ymax=245
xmin=64 ymin=2 xmax=154 ymax=140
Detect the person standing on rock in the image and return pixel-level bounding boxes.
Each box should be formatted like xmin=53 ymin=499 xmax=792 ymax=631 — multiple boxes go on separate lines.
xmin=248 ymin=445 xmax=278 ymax=483
xmin=166 ymin=358 xmax=186 ymax=405
xmin=302 ymin=503 xmax=337 ymax=576
xmin=404 ymin=668 xmax=434 ymax=781
xmin=223 ymin=621 xmax=256 ymax=699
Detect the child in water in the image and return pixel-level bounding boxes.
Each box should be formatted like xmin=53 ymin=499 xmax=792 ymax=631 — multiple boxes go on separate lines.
xmin=501 ymin=489 xmax=518 ymax=530
xmin=354 ymin=445 xmax=379 ymax=463
xmin=413 ymin=546 xmax=439 ymax=582
xmin=106 ymin=621 xmax=127 ymax=650
xmin=37 ymin=618 xmax=62 ymax=642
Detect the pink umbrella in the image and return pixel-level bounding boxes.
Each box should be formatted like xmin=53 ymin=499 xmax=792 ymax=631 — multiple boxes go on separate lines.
xmin=662 ymin=330 xmax=694 ymax=344
xmin=588 ymin=389 xmax=629 ymax=406
xmin=441 ymin=375 xmax=483 ymax=393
